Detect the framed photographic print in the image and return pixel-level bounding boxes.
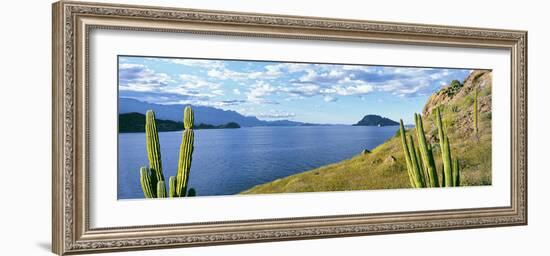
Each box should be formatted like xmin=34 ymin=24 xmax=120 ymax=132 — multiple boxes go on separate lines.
xmin=52 ymin=1 xmax=527 ymax=255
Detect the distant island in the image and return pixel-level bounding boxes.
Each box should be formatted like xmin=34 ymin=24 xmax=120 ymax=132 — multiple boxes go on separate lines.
xmin=119 ymin=112 xmax=240 ymax=133
xmin=196 ymin=122 xmax=241 ymax=129
xmin=353 ymin=115 xmax=399 ymax=126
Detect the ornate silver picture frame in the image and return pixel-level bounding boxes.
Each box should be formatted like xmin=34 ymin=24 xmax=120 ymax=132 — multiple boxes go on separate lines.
xmin=52 ymin=1 xmax=527 ymax=255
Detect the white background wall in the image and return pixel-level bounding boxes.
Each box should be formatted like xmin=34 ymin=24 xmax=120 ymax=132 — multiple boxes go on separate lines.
xmin=0 ymin=0 xmax=547 ymax=255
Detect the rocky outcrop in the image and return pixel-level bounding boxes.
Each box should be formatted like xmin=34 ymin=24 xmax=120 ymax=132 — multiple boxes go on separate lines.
xmin=423 ymin=70 xmax=492 ymax=118
xmin=421 ymin=70 xmax=492 ymax=143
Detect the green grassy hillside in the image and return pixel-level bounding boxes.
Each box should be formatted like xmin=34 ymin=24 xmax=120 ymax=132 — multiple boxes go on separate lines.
xmin=241 ymin=70 xmax=492 ymax=194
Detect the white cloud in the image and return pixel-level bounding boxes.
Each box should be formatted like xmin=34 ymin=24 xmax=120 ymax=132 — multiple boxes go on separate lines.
xmin=256 ymin=110 xmax=296 ymax=119
xmin=119 ymin=63 xmax=175 ymax=92
xmin=246 ymin=81 xmax=278 ymax=104
xmin=323 ymin=95 xmax=338 ymax=102
xmin=151 ymin=58 xmax=225 ymax=69
xmin=207 ymin=65 xmax=282 ymax=81
xmin=121 ymin=57 xmax=471 ymax=108
xmin=119 ymin=63 xmax=226 ymax=100
xmin=179 ymin=74 xmax=221 ymax=90
xmin=321 ymin=84 xmax=374 ymax=96
xmin=281 ymin=83 xmax=321 ymax=97
xmin=161 ymin=99 xmax=245 ymax=108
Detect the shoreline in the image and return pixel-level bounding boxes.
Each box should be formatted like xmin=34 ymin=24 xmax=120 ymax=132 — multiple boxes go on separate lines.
xmin=119 ymin=124 xmax=400 ymax=134
xmin=239 ymin=131 xmax=398 ymax=194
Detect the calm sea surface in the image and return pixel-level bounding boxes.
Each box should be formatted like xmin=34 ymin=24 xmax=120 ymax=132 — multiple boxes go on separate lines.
xmin=118 ymin=126 xmax=398 ymax=199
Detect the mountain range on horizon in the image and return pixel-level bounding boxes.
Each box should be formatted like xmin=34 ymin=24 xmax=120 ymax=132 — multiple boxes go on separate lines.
xmin=119 ymin=98 xmax=400 ymax=128
xmin=119 ymin=98 xmax=318 ymax=127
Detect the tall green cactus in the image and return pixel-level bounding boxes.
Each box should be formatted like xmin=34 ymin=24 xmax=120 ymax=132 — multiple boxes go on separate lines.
xmin=399 ymin=109 xmax=460 ymax=188
xmin=408 ymin=134 xmax=426 ymax=188
xmin=399 ymin=120 xmax=424 ymax=188
xmin=145 ymin=110 xmax=164 ymax=196
xmin=452 ymin=159 xmax=460 ymax=186
xmin=139 ymin=167 xmax=154 ymax=198
xmin=139 ymin=107 xmax=197 ymax=199
xmin=414 ymin=113 xmax=439 ymax=187
xmin=176 ymin=106 xmax=195 ymax=197
xmin=473 ymin=88 xmax=478 ymax=134
xmin=169 ymin=176 xmax=176 ymax=198
xmin=399 ymin=120 xmax=416 ymax=188
xmin=435 ymin=107 xmax=454 ymax=187
xmin=157 ymin=180 xmax=166 ymax=198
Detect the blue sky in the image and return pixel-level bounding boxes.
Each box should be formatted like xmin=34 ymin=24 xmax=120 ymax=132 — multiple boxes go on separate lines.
xmin=118 ymin=56 xmax=472 ymax=124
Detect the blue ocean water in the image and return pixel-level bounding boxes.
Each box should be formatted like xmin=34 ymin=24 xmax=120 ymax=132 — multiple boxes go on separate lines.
xmin=117 ymin=125 xmax=398 ymax=199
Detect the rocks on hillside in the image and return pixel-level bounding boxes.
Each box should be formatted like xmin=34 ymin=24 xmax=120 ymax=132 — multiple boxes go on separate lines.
xmin=423 ymin=70 xmax=492 ymax=118
xmin=421 ymin=70 xmax=492 ymax=143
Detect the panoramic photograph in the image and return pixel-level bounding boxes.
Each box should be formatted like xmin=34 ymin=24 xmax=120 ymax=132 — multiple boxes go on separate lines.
xmin=117 ymin=56 xmax=492 ymax=200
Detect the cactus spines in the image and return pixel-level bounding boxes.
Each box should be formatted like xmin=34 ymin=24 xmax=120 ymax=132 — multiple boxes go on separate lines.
xmin=157 ymin=181 xmax=166 ymax=198
xmin=474 ymin=88 xmax=478 ymax=134
xmin=414 ymin=113 xmax=439 ymax=187
xmin=139 ymin=167 xmax=154 ymax=198
xmin=145 ymin=110 xmax=165 ymax=195
xmin=169 ymin=176 xmax=176 ymax=198
xmin=176 ymin=107 xmax=195 ymax=197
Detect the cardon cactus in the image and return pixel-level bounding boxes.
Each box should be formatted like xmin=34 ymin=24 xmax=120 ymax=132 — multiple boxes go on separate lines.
xmin=145 ymin=110 xmax=164 ymax=196
xmin=176 ymin=106 xmax=195 ymax=197
xmin=435 ymin=107 xmax=454 ymax=187
xmin=414 ymin=113 xmax=439 ymax=187
xmin=453 ymin=159 xmax=460 ymax=186
xmin=139 ymin=167 xmax=154 ymax=198
xmin=157 ymin=180 xmax=166 ymax=198
xmin=169 ymin=176 xmax=177 ymax=198
xmin=399 ymin=120 xmax=424 ymax=188
xmin=399 ymin=108 xmax=460 ymax=188
xmin=139 ymin=107 xmax=197 ymax=198
xmin=407 ymin=134 xmax=426 ymax=188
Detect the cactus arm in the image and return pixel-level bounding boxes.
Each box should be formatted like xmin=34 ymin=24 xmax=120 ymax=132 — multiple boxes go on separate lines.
xmin=440 ymin=163 xmax=446 ymax=188
xmin=442 ymin=136 xmax=454 ymax=187
xmin=416 ymin=143 xmax=430 ymax=187
xmin=453 ymin=159 xmax=460 ymax=187
xmin=414 ymin=113 xmax=439 ymax=187
xmin=408 ymin=134 xmax=425 ymax=188
xmin=426 ymin=144 xmax=439 ymax=187
xmin=435 ymin=107 xmax=445 ymax=145
xmin=157 ymin=181 xmax=166 ymax=198
xmin=145 ymin=110 xmax=165 ymax=196
xmin=184 ymin=106 xmax=194 ymax=129
xmin=169 ymin=176 xmax=177 ymax=198
xmin=436 ymin=107 xmax=454 ymax=187
xmin=176 ymin=129 xmax=194 ymax=196
xmin=399 ymin=120 xmax=416 ymax=188
xmin=139 ymin=167 xmax=154 ymax=198
xmin=176 ymin=106 xmax=195 ymax=197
